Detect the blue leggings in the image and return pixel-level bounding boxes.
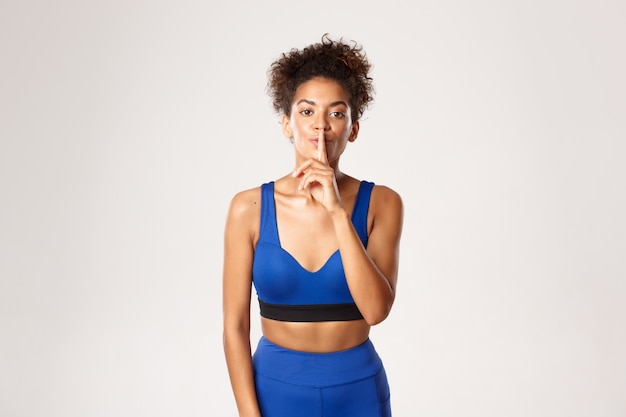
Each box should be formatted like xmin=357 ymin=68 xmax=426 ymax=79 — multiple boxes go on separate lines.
xmin=252 ymin=336 xmax=392 ymax=417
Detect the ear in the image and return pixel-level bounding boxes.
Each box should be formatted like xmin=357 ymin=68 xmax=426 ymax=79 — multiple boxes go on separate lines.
xmin=348 ymin=121 xmax=360 ymax=142
xmin=281 ymin=114 xmax=293 ymax=140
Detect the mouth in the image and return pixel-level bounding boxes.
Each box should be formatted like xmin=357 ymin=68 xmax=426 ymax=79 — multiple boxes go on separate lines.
xmin=310 ymin=138 xmax=330 ymax=146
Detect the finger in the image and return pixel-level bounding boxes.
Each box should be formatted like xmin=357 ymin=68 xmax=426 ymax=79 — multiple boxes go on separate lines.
xmin=317 ymin=130 xmax=328 ymax=164
xmin=299 ymin=170 xmax=317 ymax=191
xmin=299 ymin=167 xmax=333 ymax=191
xmin=292 ymin=160 xmax=313 ymax=177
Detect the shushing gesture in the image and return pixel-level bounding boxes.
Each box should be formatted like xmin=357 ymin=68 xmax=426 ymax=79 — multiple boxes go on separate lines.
xmin=292 ymin=129 xmax=342 ymax=212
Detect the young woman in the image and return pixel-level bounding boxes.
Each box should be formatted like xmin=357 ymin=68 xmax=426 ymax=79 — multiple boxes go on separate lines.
xmin=222 ymin=34 xmax=404 ymax=417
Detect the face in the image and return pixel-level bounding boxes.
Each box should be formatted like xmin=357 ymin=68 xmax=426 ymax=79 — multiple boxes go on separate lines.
xmin=281 ymin=77 xmax=359 ymax=164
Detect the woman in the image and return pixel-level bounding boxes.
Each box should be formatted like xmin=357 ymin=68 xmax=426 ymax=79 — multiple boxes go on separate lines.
xmin=222 ymin=34 xmax=404 ymax=417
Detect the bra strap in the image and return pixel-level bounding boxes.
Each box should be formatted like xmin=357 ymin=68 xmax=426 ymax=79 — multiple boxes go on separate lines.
xmin=259 ymin=182 xmax=280 ymax=245
xmin=351 ymin=181 xmax=374 ymax=247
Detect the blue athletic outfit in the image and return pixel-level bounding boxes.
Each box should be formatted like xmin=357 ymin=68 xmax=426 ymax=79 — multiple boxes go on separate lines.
xmin=251 ymin=181 xmax=392 ymax=417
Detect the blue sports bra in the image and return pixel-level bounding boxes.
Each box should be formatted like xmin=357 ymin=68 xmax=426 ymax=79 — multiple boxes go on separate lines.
xmin=252 ymin=180 xmax=374 ymax=322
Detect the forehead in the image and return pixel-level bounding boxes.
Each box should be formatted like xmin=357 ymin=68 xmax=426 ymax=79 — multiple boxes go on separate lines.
xmin=292 ymin=77 xmax=351 ymax=106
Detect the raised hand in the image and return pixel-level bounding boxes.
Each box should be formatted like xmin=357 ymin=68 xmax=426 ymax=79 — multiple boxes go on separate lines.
xmin=292 ymin=130 xmax=342 ymax=212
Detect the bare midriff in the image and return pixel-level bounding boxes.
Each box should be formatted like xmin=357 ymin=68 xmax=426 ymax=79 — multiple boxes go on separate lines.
xmin=260 ymin=318 xmax=371 ymax=353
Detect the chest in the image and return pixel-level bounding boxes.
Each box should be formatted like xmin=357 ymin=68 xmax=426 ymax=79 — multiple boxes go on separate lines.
xmin=252 ymin=241 xmax=354 ymax=305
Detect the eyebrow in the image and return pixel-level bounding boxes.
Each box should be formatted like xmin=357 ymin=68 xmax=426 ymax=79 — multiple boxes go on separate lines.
xmin=296 ymin=99 xmax=349 ymax=108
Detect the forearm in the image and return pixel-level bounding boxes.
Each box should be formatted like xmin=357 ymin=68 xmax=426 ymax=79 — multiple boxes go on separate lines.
xmin=330 ymin=208 xmax=395 ymax=325
xmin=223 ymin=328 xmax=261 ymax=417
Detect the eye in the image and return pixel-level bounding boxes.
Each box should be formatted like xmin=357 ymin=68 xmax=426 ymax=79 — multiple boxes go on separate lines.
xmin=330 ymin=111 xmax=346 ymax=119
xmin=299 ymin=109 xmax=313 ymax=116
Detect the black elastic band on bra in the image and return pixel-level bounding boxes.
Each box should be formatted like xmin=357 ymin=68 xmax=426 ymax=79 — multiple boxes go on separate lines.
xmin=258 ymin=299 xmax=364 ymax=322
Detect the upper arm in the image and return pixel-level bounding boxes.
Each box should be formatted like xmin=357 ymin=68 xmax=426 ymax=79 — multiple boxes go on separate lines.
xmin=222 ymin=188 xmax=261 ymax=331
xmin=366 ymin=186 xmax=404 ymax=292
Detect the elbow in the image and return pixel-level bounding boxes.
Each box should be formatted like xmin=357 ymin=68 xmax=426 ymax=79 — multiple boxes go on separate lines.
xmin=361 ymin=301 xmax=393 ymax=326
xmin=363 ymin=310 xmax=389 ymax=326
xmin=360 ymin=287 xmax=395 ymax=325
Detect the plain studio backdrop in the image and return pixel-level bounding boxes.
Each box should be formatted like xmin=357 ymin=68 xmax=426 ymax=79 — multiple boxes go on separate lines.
xmin=1 ymin=1 xmax=624 ymax=416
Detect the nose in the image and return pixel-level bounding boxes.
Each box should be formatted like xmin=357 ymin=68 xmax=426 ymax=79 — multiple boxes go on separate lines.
xmin=313 ymin=113 xmax=330 ymax=131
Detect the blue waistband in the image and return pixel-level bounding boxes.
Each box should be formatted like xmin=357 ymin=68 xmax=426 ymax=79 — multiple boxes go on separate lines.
xmin=252 ymin=336 xmax=383 ymax=387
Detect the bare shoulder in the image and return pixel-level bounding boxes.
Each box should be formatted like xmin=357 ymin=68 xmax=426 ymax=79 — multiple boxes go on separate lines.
xmin=225 ymin=186 xmax=263 ymax=244
xmin=371 ymin=184 xmax=403 ymax=214
xmin=227 ymin=186 xmax=262 ymax=218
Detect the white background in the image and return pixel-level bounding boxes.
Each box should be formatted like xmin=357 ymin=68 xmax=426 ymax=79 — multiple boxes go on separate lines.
xmin=1 ymin=1 xmax=624 ymax=416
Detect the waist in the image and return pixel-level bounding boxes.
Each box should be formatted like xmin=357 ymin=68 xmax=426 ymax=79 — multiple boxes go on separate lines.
xmin=260 ymin=317 xmax=370 ymax=353
xmin=252 ymin=336 xmax=382 ymax=386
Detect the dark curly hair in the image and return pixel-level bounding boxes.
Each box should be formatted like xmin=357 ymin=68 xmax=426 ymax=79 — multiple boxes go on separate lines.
xmin=267 ymin=34 xmax=374 ymax=122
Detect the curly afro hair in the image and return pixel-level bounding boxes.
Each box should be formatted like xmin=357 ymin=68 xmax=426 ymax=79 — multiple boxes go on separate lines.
xmin=267 ymin=34 xmax=374 ymax=122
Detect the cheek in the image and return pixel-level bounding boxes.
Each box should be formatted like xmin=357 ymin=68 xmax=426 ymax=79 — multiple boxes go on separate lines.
xmin=290 ymin=122 xmax=306 ymax=137
xmin=340 ymin=125 xmax=353 ymax=139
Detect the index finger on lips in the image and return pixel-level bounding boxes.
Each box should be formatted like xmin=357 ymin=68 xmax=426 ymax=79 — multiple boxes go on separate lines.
xmin=317 ymin=130 xmax=328 ymax=164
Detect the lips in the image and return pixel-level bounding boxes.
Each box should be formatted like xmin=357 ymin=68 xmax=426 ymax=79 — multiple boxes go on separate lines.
xmin=310 ymin=139 xmax=330 ymax=146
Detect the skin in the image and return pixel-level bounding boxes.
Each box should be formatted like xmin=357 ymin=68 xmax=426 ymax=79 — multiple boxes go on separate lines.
xmin=222 ymin=76 xmax=404 ymax=417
